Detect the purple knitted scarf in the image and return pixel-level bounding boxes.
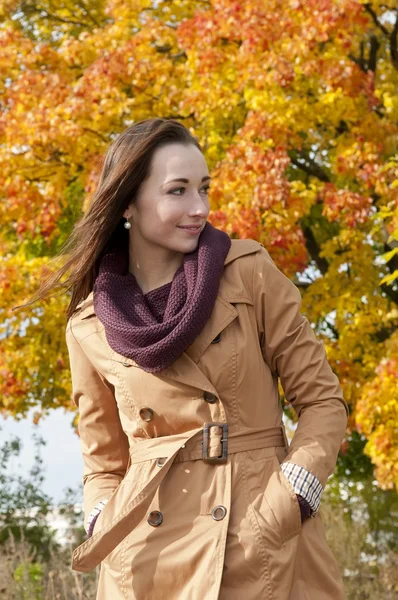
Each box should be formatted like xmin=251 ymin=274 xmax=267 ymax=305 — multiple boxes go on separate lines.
xmin=93 ymin=222 xmax=231 ymax=373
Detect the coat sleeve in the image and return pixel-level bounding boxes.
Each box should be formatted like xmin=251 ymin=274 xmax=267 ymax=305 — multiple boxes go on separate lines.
xmin=65 ymin=319 xmax=130 ymax=535
xmin=252 ymin=246 xmax=349 ymax=491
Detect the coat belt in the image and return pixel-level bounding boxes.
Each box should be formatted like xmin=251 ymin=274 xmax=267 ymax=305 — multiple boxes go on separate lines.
xmin=129 ymin=424 xmax=286 ymax=464
xmin=71 ymin=424 xmax=287 ymax=572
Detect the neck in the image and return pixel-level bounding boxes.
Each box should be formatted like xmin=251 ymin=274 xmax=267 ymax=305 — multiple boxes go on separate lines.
xmin=127 ymin=233 xmax=184 ymax=295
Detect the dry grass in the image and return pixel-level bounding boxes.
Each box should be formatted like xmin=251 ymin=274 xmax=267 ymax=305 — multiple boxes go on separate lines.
xmin=322 ymin=502 xmax=398 ymax=599
xmin=0 ymin=530 xmax=98 ymax=600
xmin=0 ymin=509 xmax=397 ymax=599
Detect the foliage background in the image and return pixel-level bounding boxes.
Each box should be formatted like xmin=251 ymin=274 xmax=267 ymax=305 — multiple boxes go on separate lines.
xmin=1 ymin=0 xmax=397 ymax=597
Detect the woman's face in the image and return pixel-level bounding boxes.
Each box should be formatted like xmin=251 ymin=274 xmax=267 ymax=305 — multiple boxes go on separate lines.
xmin=124 ymin=142 xmax=211 ymax=256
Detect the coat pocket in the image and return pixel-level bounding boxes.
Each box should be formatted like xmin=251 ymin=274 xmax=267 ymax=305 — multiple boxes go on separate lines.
xmin=264 ymin=455 xmax=302 ymax=543
xmin=245 ymin=452 xmax=302 ymax=547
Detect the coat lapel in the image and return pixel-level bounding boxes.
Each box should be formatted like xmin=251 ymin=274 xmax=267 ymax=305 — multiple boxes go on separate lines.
xmin=184 ymin=296 xmax=238 ymax=364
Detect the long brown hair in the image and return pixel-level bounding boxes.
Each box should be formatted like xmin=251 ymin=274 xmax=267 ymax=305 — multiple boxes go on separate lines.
xmin=12 ymin=118 xmax=202 ymax=321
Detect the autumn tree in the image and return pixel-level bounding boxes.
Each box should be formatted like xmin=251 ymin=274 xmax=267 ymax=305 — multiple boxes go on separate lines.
xmin=1 ymin=0 xmax=397 ymax=489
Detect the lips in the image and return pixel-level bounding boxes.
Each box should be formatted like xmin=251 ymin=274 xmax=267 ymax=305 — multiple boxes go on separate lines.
xmin=177 ymin=225 xmax=202 ymax=231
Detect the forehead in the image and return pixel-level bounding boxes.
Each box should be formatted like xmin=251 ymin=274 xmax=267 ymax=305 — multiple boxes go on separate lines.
xmin=150 ymin=143 xmax=208 ymax=179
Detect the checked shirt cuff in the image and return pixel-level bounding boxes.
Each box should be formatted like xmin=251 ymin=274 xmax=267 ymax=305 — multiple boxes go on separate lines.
xmin=86 ymin=498 xmax=109 ymax=538
xmin=280 ymin=462 xmax=323 ymax=516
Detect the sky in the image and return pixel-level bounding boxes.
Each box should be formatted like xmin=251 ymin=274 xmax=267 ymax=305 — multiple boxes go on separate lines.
xmin=1 ymin=407 xmax=83 ymax=504
xmin=1 ymin=408 xmax=297 ymax=507
xmin=0 ymin=399 xmax=296 ymax=510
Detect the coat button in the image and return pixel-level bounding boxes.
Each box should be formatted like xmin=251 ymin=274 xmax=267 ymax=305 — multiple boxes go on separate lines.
xmin=211 ymin=333 xmax=222 ymax=344
xmin=156 ymin=457 xmax=167 ymax=467
xmin=212 ymin=505 xmax=227 ymax=521
xmin=203 ymin=391 xmax=217 ymax=404
xmin=122 ymin=361 xmax=132 ymax=367
xmin=147 ymin=510 xmax=163 ymax=527
xmin=139 ymin=407 xmax=154 ymax=422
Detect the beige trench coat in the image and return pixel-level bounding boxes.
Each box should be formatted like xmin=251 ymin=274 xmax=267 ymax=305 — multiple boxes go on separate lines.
xmin=66 ymin=239 xmax=349 ymax=600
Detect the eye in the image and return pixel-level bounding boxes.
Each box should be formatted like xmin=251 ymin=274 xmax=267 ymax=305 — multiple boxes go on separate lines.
xmin=169 ymin=185 xmax=211 ymax=195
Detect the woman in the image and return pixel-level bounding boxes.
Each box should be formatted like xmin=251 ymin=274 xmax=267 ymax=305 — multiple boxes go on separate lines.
xmin=28 ymin=118 xmax=348 ymax=599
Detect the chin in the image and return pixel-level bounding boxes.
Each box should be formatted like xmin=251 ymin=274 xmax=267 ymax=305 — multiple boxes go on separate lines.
xmin=179 ymin=241 xmax=200 ymax=253
xmin=170 ymin=238 xmax=200 ymax=254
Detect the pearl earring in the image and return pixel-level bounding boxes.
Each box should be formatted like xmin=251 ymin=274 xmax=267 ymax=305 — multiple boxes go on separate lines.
xmin=124 ymin=219 xmax=132 ymax=230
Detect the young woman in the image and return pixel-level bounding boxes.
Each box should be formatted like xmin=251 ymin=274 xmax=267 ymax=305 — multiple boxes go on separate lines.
xmin=27 ymin=118 xmax=348 ymax=599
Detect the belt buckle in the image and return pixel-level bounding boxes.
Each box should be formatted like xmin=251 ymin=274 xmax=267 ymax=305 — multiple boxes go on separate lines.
xmin=202 ymin=422 xmax=228 ymax=464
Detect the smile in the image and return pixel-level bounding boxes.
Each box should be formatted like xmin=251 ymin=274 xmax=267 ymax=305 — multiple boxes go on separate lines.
xmin=177 ymin=225 xmax=202 ymax=235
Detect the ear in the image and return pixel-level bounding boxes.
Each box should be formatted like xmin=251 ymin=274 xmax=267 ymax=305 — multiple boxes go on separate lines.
xmin=123 ymin=205 xmax=133 ymax=220
xmin=123 ymin=201 xmax=136 ymax=220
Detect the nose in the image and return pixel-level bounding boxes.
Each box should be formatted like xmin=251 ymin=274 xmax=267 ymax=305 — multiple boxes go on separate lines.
xmin=188 ymin=192 xmax=209 ymax=218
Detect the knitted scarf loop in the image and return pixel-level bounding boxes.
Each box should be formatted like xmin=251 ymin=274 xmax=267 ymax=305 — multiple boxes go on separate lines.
xmin=93 ymin=221 xmax=231 ymax=373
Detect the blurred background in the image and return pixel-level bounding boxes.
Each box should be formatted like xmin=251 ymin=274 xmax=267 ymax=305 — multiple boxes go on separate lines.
xmin=1 ymin=0 xmax=397 ymax=598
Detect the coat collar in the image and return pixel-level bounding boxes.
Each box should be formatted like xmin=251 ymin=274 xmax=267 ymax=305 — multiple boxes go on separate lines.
xmin=74 ymin=239 xmax=262 ymax=320
xmin=73 ymin=238 xmax=262 ymax=394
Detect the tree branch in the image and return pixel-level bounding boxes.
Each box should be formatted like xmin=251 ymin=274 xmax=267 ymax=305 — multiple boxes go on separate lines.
xmin=38 ymin=9 xmax=91 ymax=28
xmin=348 ymin=34 xmax=380 ymax=73
xmin=380 ymin=282 xmax=398 ymax=305
xmin=324 ymin=317 xmax=340 ymax=339
xmin=74 ymin=0 xmax=102 ymax=28
xmin=372 ymin=322 xmax=398 ymax=342
xmin=363 ymin=3 xmax=398 ymax=70
xmin=81 ymin=127 xmax=109 ymax=143
xmin=368 ymin=34 xmax=381 ymax=72
xmin=170 ymin=50 xmax=187 ymax=60
xmin=154 ymin=43 xmax=173 ymax=53
xmin=301 ymin=224 xmax=330 ymax=275
xmin=162 ymin=113 xmax=195 ymax=120
xmin=293 ymin=281 xmax=311 ymax=289
xmin=364 ymin=4 xmax=390 ymax=36
xmin=290 ymin=156 xmax=330 ymax=183
xmin=390 ymin=8 xmax=398 ymax=69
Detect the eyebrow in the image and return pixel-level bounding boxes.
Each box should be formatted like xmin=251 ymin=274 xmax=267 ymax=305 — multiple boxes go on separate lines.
xmin=162 ymin=176 xmax=211 ymax=187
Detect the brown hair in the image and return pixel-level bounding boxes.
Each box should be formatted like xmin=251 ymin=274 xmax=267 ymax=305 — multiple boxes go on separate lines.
xmin=12 ymin=118 xmax=202 ymax=321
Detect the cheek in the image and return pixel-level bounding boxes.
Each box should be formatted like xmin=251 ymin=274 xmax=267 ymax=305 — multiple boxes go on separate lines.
xmin=135 ymin=198 xmax=178 ymax=228
xmin=156 ymin=201 xmax=184 ymax=224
